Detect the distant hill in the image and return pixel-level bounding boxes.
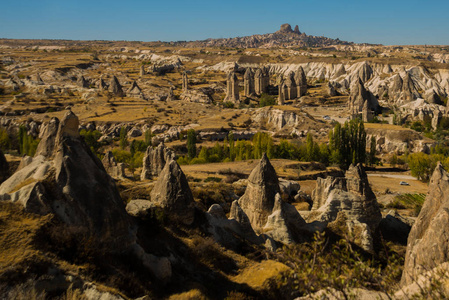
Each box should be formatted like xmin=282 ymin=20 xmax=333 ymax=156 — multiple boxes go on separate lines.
xmin=175 ymin=23 xmax=354 ymax=48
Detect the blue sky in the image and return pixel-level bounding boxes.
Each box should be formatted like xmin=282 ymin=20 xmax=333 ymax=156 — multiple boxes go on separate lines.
xmin=1 ymin=0 xmax=448 ymax=45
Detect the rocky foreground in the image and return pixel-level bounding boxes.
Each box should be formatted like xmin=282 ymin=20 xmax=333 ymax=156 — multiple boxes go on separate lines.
xmin=0 ymin=109 xmax=448 ymax=298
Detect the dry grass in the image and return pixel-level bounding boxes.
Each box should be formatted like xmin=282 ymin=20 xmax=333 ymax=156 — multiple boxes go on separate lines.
xmin=0 ymin=202 xmax=51 ymax=271
xmin=232 ymin=260 xmax=290 ymax=290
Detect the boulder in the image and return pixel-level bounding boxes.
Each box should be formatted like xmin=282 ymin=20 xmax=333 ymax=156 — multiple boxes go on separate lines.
xmin=401 ymin=162 xmax=449 ymax=286
xmin=149 ymin=159 xmax=195 ymax=225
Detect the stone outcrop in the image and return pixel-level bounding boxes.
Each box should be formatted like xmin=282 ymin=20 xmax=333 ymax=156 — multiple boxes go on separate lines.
xmin=0 ymin=149 xmax=9 ymax=184
xmin=284 ymin=72 xmax=297 ymax=100
xmin=0 ymin=111 xmax=133 ymax=248
xmin=278 ymin=79 xmax=285 ymax=105
xmin=229 ymin=154 xmax=306 ymax=244
xmin=102 ymin=151 xmax=125 ymax=178
xmin=230 ymin=154 xmax=280 ymax=232
xmin=278 ymin=23 xmax=293 ymax=33
xmin=224 ymin=71 xmax=239 ymax=103
xmin=401 ymin=163 xmax=449 ymax=286
xmin=254 ymin=68 xmax=269 ymax=96
xmin=327 ymin=81 xmax=338 ymax=96
xmin=109 ymin=76 xmax=124 ymax=97
xmin=182 ymin=71 xmax=188 ymax=92
xmin=294 ymin=25 xmax=301 ymax=34
xmin=348 ymin=78 xmax=378 ymax=120
xmin=35 ymin=117 xmax=60 ymax=158
xmin=141 ymin=143 xmax=175 ymax=180
xmin=150 ymin=159 xmax=195 ymax=225
xmin=77 ymin=76 xmax=89 ymax=88
xmin=127 ymin=80 xmax=143 ymax=98
xmin=309 ymin=164 xmax=382 ymax=252
xmin=294 ymin=66 xmax=307 ymax=97
xmin=97 ymin=78 xmax=108 ymax=90
xmin=0 ymin=111 xmax=172 ymax=279
xmin=356 ymin=61 xmax=373 ymax=83
xmin=244 ymin=68 xmax=255 ymax=97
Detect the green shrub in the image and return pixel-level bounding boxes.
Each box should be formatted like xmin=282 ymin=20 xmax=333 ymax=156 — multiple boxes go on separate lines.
xmin=259 ymin=93 xmax=276 ymax=107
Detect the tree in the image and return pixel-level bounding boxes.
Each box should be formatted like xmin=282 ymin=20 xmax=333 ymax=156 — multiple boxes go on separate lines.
xmin=367 ymin=136 xmax=377 ymax=166
xmin=0 ymin=128 xmax=11 ymax=151
xmin=119 ymin=127 xmax=128 ymax=150
xmin=228 ymin=132 xmax=235 ymax=161
xmin=329 ymin=119 xmax=366 ymax=169
xmin=187 ymin=129 xmax=197 ymax=159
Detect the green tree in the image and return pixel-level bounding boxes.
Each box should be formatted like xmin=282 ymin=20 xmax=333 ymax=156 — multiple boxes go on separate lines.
xmin=0 ymin=128 xmax=11 ymax=151
xmin=187 ymin=129 xmax=197 ymax=159
xmin=119 ymin=127 xmax=128 ymax=150
xmin=367 ymin=136 xmax=377 ymax=166
xmin=407 ymin=152 xmax=432 ymax=181
xmin=329 ymin=119 xmax=366 ymax=169
xmin=228 ymin=132 xmax=235 ymax=161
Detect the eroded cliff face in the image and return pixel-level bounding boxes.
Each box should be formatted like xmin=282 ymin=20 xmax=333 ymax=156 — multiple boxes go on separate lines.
xmin=401 ymin=163 xmax=449 ymax=286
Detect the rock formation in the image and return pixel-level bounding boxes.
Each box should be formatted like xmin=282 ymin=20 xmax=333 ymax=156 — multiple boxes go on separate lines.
xmin=224 ymin=71 xmax=239 ymax=103
xmin=254 ymin=68 xmax=269 ymax=96
xmin=278 ymin=23 xmax=293 ymax=33
xmin=278 ymin=80 xmax=285 ymax=105
xmin=230 ymin=154 xmax=280 ymax=232
xmin=167 ymin=87 xmax=175 ymax=101
xmin=229 ymin=154 xmax=306 ymax=244
xmin=109 ymin=76 xmax=124 ymax=97
xmin=294 ymin=25 xmax=301 ymax=34
xmin=0 ymin=111 xmax=133 ymax=247
xmin=127 ymin=80 xmax=143 ymax=98
xmin=97 ymin=78 xmax=108 ymax=90
xmin=327 ymin=81 xmax=338 ymax=96
xmin=35 ymin=117 xmax=60 ymax=158
xmin=244 ymin=68 xmax=255 ymax=97
xmin=0 ymin=149 xmax=9 ymax=184
xmin=401 ymin=163 xmax=449 ymax=286
xmin=294 ymin=66 xmax=307 ymax=97
xmin=285 ymin=72 xmax=297 ymax=100
xmin=388 ymin=74 xmax=403 ymax=103
xmin=77 ymin=76 xmax=89 ymax=88
xmin=0 ymin=111 xmax=172 ymax=280
xmin=348 ymin=78 xmax=378 ymax=120
xmin=182 ymin=71 xmax=188 ymax=92
xmin=150 ymin=159 xmax=195 ymax=225
xmin=141 ymin=143 xmax=175 ymax=180
xmin=333 ymin=64 xmax=346 ymax=79
xmin=401 ymin=72 xmax=419 ymax=102
xmin=309 ymin=164 xmax=382 ymax=252
xmin=356 ymin=62 xmax=373 ymax=83
xmin=102 ymin=151 xmax=125 ymax=178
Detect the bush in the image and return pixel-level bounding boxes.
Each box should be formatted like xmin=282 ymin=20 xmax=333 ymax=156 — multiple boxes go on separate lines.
xmin=0 ymin=128 xmax=11 ymax=151
xmin=259 ymin=93 xmax=276 ymax=107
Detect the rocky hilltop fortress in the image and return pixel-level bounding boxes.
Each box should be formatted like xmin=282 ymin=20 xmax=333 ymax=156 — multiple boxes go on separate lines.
xmin=177 ymin=23 xmax=355 ymax=48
